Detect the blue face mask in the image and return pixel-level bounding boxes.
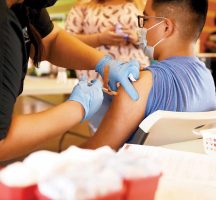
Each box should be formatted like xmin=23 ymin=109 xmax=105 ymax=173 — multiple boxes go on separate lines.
xmin=139 ymin=20 xmax=165 ymax=60
xmin=24 ymin=0 xmax=57 ymax=9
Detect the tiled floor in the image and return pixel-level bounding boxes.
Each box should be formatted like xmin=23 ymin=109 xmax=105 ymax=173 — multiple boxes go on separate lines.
xmin=1 ymin=95 xmax=91 ymax=165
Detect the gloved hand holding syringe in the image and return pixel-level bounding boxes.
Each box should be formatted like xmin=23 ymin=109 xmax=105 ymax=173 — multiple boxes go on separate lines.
xmin=101 ymin=65 xmax=137 ymax=96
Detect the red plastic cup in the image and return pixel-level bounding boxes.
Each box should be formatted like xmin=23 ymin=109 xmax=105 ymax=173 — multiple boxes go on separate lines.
xmin=0 ymin=182 xmax=37 ymax=200
xmin=123 ymin=174 xmax=162 ymax=200
xmin=34 ymin=187 xmax=51 ymax=200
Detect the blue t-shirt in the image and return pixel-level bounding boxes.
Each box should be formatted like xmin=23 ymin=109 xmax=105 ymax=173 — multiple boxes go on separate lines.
xmin=145 ymin=56 xmax=216 ymax=117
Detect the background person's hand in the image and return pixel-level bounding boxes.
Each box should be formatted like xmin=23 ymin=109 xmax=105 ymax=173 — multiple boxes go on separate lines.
xmin=68 ymin=78 xmax=104 ymax=121
xmin=122 ymin=29 xmax=139 ymax=45
xmin=98 ymin=26 xmax=127 ymax=46
xmin=96 ymin=55 xmax=140 ymax=101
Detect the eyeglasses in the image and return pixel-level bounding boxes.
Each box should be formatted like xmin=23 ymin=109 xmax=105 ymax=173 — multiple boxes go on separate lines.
xmin=137 ymin=15 xmax=166 ymax=28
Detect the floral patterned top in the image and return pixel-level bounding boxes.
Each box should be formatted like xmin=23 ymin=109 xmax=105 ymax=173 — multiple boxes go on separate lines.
xmin=65 ymin=2 xmax=148 ymax=80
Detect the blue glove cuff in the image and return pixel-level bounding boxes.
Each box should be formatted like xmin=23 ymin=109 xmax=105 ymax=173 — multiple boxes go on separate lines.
xmin=95 ymin=55 xmax=113 ymax=77
xmin=67 ymin=94 xmax=89 ymax=121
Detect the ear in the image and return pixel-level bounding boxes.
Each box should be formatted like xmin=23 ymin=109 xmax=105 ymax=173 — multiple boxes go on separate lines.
xmin=163 ymin=18 xmax=175 ymax=37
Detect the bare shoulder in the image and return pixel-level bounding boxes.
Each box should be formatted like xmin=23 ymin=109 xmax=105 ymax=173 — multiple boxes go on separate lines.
xmin=76 ymin=1 xmax=97 ymax=7
xmin=116 ymin=69 xmax=153 ymax=103
xmin=139 ymin=69 xmax=152 ymax=81
xmin=71 ymin=2 xmax=89 ymax=7
xmin=132 ymin=69 xmax=153 ymax=97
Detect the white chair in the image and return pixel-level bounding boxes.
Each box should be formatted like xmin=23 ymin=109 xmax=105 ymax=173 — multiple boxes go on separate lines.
xmin=130 ymin=110 xmax=216 ymax=146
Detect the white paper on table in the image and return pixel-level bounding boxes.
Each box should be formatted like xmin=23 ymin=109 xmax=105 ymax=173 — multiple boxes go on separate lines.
xmin=119 ymin=144 xmax=216 ymax=200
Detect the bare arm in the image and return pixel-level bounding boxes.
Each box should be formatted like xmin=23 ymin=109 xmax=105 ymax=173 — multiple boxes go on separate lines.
xmin=74 ymin=33 xmax=102 ymax=48
xmin=81 ymin=70 xmax=153 ymax=150
xmin=73 ymin=27 xmax=129 ymax=48
xmin=40 ymin=24 xmax=105 ymax=70
xmin=0 ymin=101 xmax=84 ymax=161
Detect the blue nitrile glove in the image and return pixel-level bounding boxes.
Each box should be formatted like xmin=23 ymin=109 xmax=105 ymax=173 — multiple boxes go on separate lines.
xmin=68 ymin=77 xmax=104 ymax=121
xmin=96 ymin=55 xmax=140 ymax=101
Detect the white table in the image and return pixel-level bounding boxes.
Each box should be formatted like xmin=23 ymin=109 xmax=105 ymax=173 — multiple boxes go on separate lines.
xmin=22 ymin=76 xmax=79 ymax=96
xmin=156 ymin=139 xmax=216 ymax=200
xmin=162 ymin=139 xmax=204 ymax=154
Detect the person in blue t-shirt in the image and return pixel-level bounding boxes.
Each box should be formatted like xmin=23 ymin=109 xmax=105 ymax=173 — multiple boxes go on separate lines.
xmin=80 ymin=0 xmax=216 ymax=150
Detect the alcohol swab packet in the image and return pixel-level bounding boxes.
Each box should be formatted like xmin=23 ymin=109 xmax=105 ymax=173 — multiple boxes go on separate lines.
xmin=128 ymin=73 xmax=136 ymax=82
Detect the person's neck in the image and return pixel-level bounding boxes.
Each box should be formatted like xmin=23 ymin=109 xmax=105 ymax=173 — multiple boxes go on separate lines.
xmin=103 ymin=0 xmax=128 ymax=6
xmin=6 ymin=0 xmax=21 ymax=8
xmin=157 ymin=41 xmax=196 ymax=61
xmin=6 ymin=0 xmax=14 ymax=7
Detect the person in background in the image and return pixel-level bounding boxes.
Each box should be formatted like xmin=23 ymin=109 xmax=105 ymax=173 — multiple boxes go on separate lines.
xmin=205 ymin=16 xmax=216 ymax=53
xmin=65 ymin=0 xmax=149 ymax=132
xmin=205 ymin=15 xmax=216 ymax=85
xmin=80 ymin=0 xmax=216 ymax=150
xmin=0 ymin=0 xmax=141 ymax=161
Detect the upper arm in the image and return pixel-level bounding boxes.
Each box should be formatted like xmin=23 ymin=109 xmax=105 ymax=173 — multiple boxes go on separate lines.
xmin=39 ymin=24 xmax=60 ymax=60
xmin=82 ymin=70 xmax=153 ymax=150
xmin=29 ymin=8 xmax=55 ymax=59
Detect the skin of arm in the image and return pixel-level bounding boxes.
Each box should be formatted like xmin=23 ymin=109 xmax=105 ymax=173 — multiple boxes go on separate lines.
xmin=0 ymin=101 xmax=84 ymax=161
xmin=38 ymin=24 xmax=105 ymax=70
xmin=74 ymin=31 xmax=127 ymax=48
xmin=69 ymin=26 xmax=139 ymax=48
xmin=80 ymin=70 xmax=153 ymax=151
xmin=74 ymin=33 xmax=102 ymax=48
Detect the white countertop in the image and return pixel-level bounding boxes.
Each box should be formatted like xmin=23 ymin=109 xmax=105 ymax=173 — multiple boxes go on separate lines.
xmin=22 ymin=76 xmax=79 ymax=95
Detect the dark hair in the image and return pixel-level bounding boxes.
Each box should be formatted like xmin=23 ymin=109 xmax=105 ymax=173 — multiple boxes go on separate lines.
xmin=28 ymin=24 xmax=43 ymax=67
xmin=25 ymin=8 xmax=43 ymax=67
xmin=152 ymin=0 xmax=208 ymax=40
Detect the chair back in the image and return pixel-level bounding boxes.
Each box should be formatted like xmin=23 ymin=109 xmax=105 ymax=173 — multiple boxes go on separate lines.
xmin=130 ymin=110 xmax=216 ymax=146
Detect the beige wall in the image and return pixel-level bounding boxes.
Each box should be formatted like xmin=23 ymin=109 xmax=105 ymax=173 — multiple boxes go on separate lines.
xmin=47 ymin=0 xmax=77 ymax=14
xmin=47 ymin=0 xmax=147 ymax=14
xmin=200 ymin=0 xmax=216 ymax=52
